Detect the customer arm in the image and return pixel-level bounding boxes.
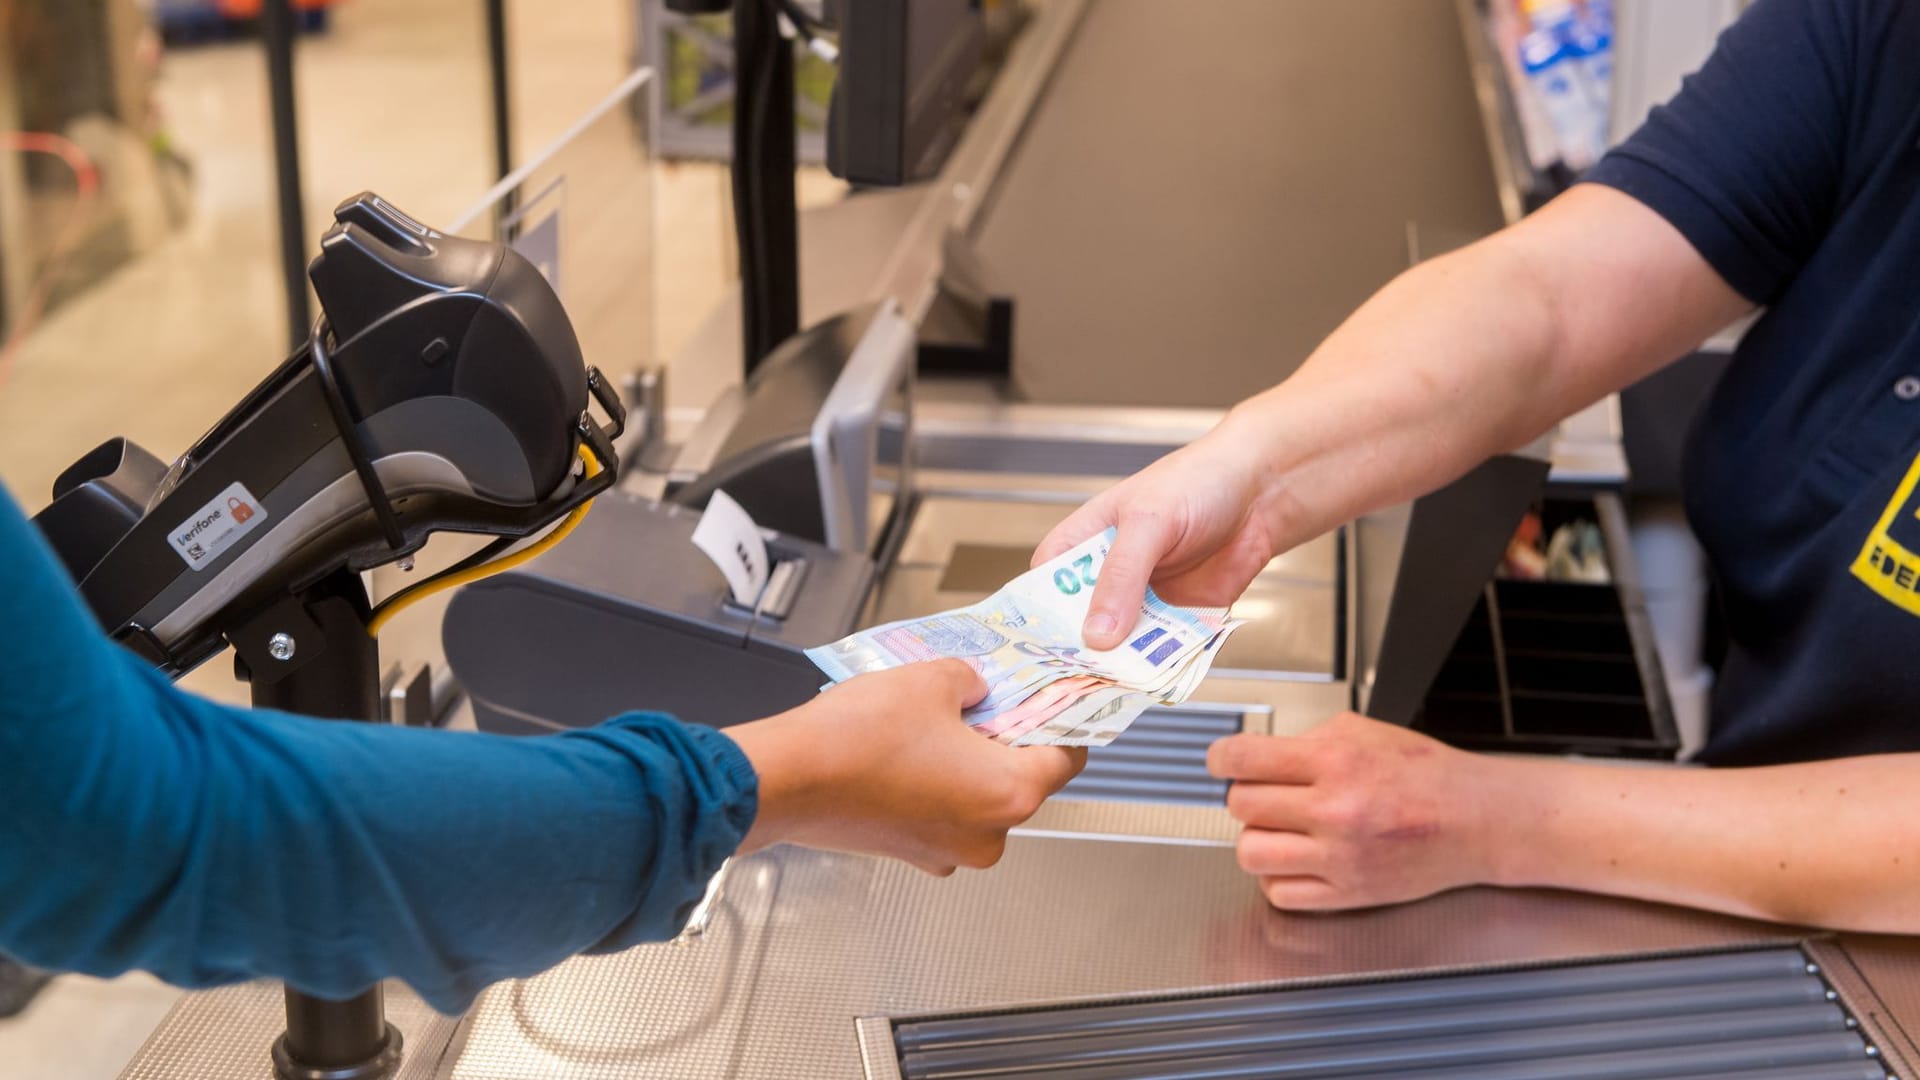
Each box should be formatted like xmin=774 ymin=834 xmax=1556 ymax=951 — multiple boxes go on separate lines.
xmin=0 ymin=489 xmax=756 ymax=1013
xmin=0 ymin=489 xmax=1080 ymax=1013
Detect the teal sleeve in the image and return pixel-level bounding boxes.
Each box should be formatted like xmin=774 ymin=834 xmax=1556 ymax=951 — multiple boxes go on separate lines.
xmin=0 ymin=485 xmax=757 ymax=1013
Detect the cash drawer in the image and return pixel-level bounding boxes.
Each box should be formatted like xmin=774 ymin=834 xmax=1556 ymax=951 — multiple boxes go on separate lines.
xmin=1414 ymin=493 xmax=1680 ymax=759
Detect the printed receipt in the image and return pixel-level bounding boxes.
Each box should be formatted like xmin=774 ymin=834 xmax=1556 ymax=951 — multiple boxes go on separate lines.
xmin=690 ymin=490 xmax=770 ymax=606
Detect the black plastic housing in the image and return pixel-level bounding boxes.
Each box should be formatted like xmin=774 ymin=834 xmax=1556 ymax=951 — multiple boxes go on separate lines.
xmin=826 ymin=0 xmax=985 ymax=186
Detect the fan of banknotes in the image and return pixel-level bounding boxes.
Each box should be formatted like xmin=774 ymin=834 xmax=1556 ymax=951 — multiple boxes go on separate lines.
xmin=807 ymin=528 xmax=1247 ymax=747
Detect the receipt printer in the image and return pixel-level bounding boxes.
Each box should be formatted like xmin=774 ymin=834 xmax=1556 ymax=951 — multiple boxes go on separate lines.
xmin=443 ymin=490 xmax=873 ymax=733
xmin=442 ymin=301 xmax=916 ymax=733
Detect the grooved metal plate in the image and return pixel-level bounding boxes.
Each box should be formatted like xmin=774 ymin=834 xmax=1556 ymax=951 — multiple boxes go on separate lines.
xmin=1057 ymin=705 xmax=1239 ymax=807
xmin=886 ymin=948 xmax=1887 ymax=1079
xmin=442 ymin=858 xmax=782 ymax=1079
xmin=1810 ymin=938 xmax=1920 ymax=1078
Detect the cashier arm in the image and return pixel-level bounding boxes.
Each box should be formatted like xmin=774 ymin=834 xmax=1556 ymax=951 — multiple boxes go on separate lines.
xmin=1038 ymin=185 xmax=1920 ymax=934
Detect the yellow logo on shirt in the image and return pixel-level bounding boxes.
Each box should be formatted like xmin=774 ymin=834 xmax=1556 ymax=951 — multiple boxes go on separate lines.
xmin=1852 ymin=447 xmax=1920 ymax=615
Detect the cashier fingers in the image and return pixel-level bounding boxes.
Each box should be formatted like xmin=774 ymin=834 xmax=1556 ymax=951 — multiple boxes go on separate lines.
xmin=1209 ymin=713 xmax=1497 ymax=911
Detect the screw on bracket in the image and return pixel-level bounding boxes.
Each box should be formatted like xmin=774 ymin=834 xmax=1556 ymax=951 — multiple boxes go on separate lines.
xmin=268 ymin=633 xmax=297 ymax=662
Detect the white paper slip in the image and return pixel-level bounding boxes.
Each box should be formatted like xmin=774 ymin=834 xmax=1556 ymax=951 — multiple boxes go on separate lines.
xmin=691 ymin=489 xmax=770 ymax=606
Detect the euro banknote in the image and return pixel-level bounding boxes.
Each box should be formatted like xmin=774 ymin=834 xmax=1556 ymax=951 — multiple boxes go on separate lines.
xmin=806 ymin=528 xmax=1246 ymax=746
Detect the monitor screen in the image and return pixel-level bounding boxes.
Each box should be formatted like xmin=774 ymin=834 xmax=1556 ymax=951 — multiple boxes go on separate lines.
xmin=827 ymin=0 xmax=986 ymax=186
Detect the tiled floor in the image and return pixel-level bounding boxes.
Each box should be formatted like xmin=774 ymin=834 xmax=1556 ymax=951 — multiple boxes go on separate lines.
xmin=0 ymin=1 xmax=839 ymax=1075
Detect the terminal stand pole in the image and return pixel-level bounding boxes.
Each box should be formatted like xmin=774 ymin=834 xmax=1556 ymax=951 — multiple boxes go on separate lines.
xmin=248 ymin=571 xmax=403 ymax=1080
xmin=261 ymin=0 xmax=313 ymax=349
xmin=484 ymin=0 xmax=513 ymax=182
xmin=731 ymin=0 xmax=801 ymax=375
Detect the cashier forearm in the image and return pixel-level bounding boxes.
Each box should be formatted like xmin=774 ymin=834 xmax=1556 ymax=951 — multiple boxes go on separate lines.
xmin=1481 ymin=753 xmax=1920 ymax=933
xmin=1221 ymin=185 xmax=1752 ymax=548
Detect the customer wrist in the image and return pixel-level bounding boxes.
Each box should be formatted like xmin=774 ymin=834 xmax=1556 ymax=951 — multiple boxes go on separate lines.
xmin=722 ymin=713 xmax=836 ymax=851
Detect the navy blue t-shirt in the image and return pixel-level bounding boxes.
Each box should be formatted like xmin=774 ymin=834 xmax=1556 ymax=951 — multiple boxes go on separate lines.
xmin=1586 ymin=0 xmax=1920 ymax=766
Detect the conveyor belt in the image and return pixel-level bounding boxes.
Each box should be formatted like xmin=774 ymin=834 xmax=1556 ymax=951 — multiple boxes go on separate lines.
xmin=892 ymin=949 xmax=1887 ymax=1080
xmin=1057 ymin=706 xmax=1236 ymax=807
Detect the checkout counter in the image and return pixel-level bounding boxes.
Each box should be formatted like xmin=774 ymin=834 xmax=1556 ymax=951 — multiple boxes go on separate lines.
xmin=112 ymin=1 xmax=1918 ymax=1078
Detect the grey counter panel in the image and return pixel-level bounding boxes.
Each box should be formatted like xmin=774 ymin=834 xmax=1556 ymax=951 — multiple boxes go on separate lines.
xmin=974 ymin=0 xmax=1505 ymax=407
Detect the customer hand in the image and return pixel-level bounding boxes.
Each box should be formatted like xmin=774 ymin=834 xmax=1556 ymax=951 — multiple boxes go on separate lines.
xmin=723 ymin=660 xmax=1087 ymax=875
xmin=1033 ymin=422 xmax=1281 ymax=649
xmin=1209 ymin=713 xmax=1500 ymax=910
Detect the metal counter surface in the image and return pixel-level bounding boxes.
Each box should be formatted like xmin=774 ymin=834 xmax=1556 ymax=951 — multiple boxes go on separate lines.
xmin=122 ymin=836 xmax=1920 ymax=1080
xmin=439 ymin=839 xmax=1818 ymax=1079
xmin=113 ymin=841 xmax=1871 ymax=1078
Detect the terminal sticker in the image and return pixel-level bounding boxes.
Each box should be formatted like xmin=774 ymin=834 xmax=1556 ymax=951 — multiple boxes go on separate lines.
xmin=1852 ymin=449 xmax=1920 ymax=616
xmin=167 ymin=482 xmax=268 ymax=572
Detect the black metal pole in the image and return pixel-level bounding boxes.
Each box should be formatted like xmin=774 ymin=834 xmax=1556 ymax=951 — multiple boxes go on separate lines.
xmin=484 ymin=0 xmax=513 ymax=181
xmin=731 ymin=0 xmax=800 ymax=375
xmin=250 ymin=572 xmax=403 ymax=1080
xmin=261 ymin=0 xmax=312 ymax=348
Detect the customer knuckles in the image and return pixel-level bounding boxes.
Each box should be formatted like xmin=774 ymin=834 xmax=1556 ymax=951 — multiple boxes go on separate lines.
xmin=1007 ymin=785 xmax=1046 ymax=823
xmin=962 ymin=834 xmax=1008 ymax=869
xmin=973 ymin=773 xmax=1038 ymax=825
xmin=912 ymin=661 xmax=954 ymax=692
xmin=1010 ymin=775 xmax=1053 ymax=822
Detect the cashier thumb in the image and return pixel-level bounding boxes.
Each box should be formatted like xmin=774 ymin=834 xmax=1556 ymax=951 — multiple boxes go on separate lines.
xmin=1082 ymin=514 xmax=1181 ymax=649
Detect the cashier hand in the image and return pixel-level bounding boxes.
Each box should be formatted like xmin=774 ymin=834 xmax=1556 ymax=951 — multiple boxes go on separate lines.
xmin=1209 ymin=714 xmax=1495 ymax=911
xmin=1033 ymin=424 xmax=1279 ymax=649
xmin=722 ymin=660 xmax=1086 ymax=876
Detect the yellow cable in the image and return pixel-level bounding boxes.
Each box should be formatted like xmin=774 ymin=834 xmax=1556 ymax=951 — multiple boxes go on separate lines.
xmin=366 ymin=445 xmax=602 ymax=637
